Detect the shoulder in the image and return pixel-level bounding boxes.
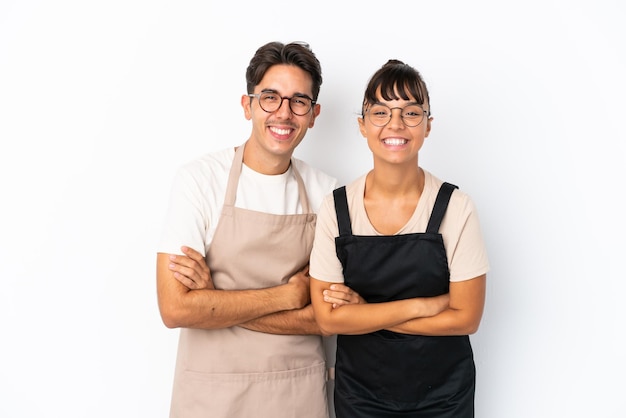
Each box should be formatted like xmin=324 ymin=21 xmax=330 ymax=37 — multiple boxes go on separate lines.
xmin=167 ymin=148 xmax=234 ymax=203
xmin=180 ymin=147 xmax=234 ymax=175
xmin=174 ymin=147 xmax=235 ymax=185
xmin=292 ymin=157 xmax=338 ymax=193
xmin=423 ymin=170 xmax=477 ymax=219
xmin=317 ymin=174 xmax=367 ymax=223
xmin=320 ymin=174 xmax=366 ymax=205
xmin=343 ymin=175 xmax=367 ymax=198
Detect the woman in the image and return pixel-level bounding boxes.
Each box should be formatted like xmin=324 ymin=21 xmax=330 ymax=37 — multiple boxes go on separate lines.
xmin=309 ymin=59 xmax=490 ymax=417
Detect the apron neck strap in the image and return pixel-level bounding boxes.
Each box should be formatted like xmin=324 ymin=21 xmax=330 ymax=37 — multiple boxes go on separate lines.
xmin=224 ymin=142 xmax=311 ymax=213
xmin=426 ymin=182 xmax=459 ymax=233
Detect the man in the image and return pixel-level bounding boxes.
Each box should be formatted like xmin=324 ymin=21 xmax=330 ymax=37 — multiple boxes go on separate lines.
xmin=156 ymin=41 xmax=337 ymax=418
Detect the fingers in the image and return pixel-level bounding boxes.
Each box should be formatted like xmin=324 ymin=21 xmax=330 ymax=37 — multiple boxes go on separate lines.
xmin=181 ymin=246 xmax=205 ymax=263
xmin=180 ymin=246 xmax=210 ymax=275
xmin=168 ymin=249 xmax=213 ymax=290
xmin=169 ymin=255 xmax=200 ymax=289
xmin=172 ymin=270 xmax=199 ymax=289
xmin=289 ymin=265 xmax=311 ymax=286
xmin=322 ymin=284 xmax=364 ymax=308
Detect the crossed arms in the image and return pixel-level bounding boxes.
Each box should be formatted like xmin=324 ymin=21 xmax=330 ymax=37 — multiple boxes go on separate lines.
xmin=310 ymin=274 xmax=485 ymax=336
xmin=157 ymin=246 xmax=355 ymax=335
xmin=157 ymin=247 xmax=484 ymax=337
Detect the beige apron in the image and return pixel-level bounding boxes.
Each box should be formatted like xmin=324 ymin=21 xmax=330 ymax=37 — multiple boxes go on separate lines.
xmin=170 ymin=142 xmax=328 ymax=418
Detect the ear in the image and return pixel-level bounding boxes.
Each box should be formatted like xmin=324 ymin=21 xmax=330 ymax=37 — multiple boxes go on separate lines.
xmin=308 ymin=103 xmax=321 ymax=128
xmin=241 ymin=94 xmax=252 ymax=120
xmin=358 ymin=116 xmax=367 ymax=138
xmin=424 ymin=116 xmax=433 ymax=138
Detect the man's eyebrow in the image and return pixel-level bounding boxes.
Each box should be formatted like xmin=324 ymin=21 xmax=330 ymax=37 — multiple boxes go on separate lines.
xmin=260 ymin=89 xmax=313 ymax=99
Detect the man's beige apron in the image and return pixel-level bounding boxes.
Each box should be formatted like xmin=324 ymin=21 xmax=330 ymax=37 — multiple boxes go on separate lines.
xmin=170 ymin=142 xmax=328 ymax=418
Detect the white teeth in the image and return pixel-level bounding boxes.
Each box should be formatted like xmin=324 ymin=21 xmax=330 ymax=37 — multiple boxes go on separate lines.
xmin=270 ymin=127 xmax=291 ymax=135
xmin=383 ymin=138 xmax=407 ymax=146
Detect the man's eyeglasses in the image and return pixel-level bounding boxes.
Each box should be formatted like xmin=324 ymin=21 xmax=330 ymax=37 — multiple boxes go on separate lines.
xmin=364 ymin=103 xmax=429 ymax=127
xmin=248 ymin=92 xmax=315 ymax=116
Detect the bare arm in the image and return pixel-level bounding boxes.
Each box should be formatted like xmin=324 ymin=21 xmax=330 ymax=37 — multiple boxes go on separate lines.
xmin=310 ymin=277 xmax=449 ymax=336
xmin=237 ymin=305 xmax=322 ymax=335
xmin=239 ymin=282 xmax=366 ymax=335
xmin=320 ymin=283 xmax=367 ymax=308
xmin=166 ymin=248 xmax=364 ymax=335
xmin=156 ymin=250 xmax=310 ymax=330
xmin=239 ymin=274 xmax=368 ymax=335
xmin=387 ymin=275 xmax=486 ymax=336
xmin=233 ymin=265 xmax=323 ymax=335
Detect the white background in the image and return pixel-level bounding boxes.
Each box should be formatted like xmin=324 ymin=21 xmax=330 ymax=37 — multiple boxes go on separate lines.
xmin=1 ymin=1 xmax=625 ymax=417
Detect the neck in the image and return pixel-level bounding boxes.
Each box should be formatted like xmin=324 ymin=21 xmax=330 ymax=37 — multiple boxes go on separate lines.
xmin=241 ymin=141 xmax=292 ymax=175
xmin=367 ymin=160 xmax=423 ymax=198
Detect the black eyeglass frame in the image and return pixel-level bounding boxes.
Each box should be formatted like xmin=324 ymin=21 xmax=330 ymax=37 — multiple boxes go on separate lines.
xmin=248 ymin=92 xmax=316 ymax=116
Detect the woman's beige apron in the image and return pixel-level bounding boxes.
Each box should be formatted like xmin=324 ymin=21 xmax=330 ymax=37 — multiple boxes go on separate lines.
xmin=170 ymin=142 xmax=328 ymax=418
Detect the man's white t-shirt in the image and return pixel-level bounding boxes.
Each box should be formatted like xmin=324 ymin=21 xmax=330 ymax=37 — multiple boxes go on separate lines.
xmin=158 ymin=146 xmax=338 ymax=256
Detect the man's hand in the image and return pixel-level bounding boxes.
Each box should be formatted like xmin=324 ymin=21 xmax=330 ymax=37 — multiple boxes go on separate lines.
xmin=322 ymin=283 xmax=366 ymax=309
xmin=168 ymin=246 xmax=214 ymax=290
xmin=285 ymin=265 xmax=311 ymax=309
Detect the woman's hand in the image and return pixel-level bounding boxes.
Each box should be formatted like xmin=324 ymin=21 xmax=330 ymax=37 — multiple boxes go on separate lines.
xmin=322 ymin=284 xmax=366 ymax=309
xmin=168 ymin=246 xmax=214 ymax=290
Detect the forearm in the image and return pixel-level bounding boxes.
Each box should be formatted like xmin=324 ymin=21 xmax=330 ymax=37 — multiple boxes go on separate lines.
xmin=389 ymin=276 xmax=486 ymax=336
xmin=157 ymin=253 xmax=303 ymax=329
xmin=176 ymin=286 xmax=299 ymax=329
xmin=314 ymin=297 xmax=428 ymax=336
xmin=311 ymin=278 xmax=450 ymax=335
xmin=238 ymin=304 xmax=324 ymax=335
xmin=387 ymin=308 xmax=480 ymax=336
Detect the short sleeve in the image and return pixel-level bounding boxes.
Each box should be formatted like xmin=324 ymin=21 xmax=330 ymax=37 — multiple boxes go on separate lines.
xmin=309 ymin=192 xmax=345 ymax=283
xmin=445 ymin=193 xmax=490 ymax=282
xmin=157 ymin=166 xmax=210 ymax=257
